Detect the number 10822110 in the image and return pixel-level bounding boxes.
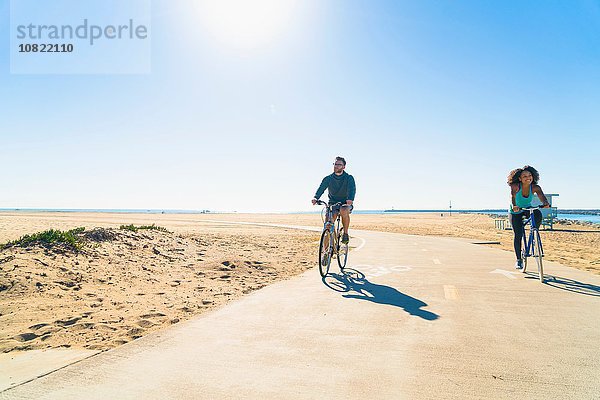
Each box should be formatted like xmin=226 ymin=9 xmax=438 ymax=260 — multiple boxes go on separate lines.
xmin=19 ymin=43 xmax=74 ymax=53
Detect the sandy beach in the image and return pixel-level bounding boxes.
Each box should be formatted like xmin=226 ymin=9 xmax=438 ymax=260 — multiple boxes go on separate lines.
xmin=1 ymin=211 xmax=598 ymax=354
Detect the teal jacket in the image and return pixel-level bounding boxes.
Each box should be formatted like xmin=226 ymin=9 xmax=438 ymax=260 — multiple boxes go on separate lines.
xmin=314 ymin=172 xmax=356 ymax=204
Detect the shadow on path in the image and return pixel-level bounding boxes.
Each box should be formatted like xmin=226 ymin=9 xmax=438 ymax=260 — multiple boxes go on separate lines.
xmin=323 ymin=269 xmax=439 ymax=321
xmin=525 ymin=273 xmax=600 ymax=297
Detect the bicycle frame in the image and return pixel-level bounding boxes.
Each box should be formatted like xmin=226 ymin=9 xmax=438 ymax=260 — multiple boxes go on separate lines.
xmin=521 ymin=207 xmax=544 ymax=258
xmin=316 ymin=200 xmax=348 ymax=276
xmin=321 ymin=201 xmax=342 ymax=254
xmin=520 ymin=206 xmax=545 ymax=282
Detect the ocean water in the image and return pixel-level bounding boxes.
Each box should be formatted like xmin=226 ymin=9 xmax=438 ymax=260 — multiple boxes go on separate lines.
xmin=1 ymin=208 xmax=598 ymax=224
xmin=289 ymin=209 xmax=600 ymax=224
xmin=556 ymin=213 xmax=600 ymax=224
xmin=0 ymin=208 xmax=208 ymax=214
xmin=472 ymin=211 xmax=600 ymax=224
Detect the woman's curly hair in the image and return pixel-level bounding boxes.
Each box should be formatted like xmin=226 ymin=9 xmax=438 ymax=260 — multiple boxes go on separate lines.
xmin=507 ymin=165 xmax=540 ymax=186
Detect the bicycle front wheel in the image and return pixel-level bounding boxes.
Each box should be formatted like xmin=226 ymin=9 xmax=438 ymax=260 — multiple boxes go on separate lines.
xmin=319 ymin=229 xmax=333 ymax=277
xmin=534 ymin=230 xmax=544 ymax=283
xmin=336 ymin=227 xmax=348 ymax=271
xmin=520 ymin=229 xmax=528 ymax=272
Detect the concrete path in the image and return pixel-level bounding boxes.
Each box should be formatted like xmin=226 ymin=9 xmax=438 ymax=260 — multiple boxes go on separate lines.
xmin=2 ymin=228 xmax=599 ymax=399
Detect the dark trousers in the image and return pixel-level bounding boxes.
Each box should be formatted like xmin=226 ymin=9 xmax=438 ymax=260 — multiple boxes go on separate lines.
xmin=511 ymin=209 xmax=542 ymax=259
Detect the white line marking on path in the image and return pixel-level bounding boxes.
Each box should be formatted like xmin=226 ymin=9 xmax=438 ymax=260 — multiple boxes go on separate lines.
xmin=490 ymin=269 xmax=518 ymax=279
xmin=444 ymin=285 xmax=459 ymax=300
xmin=390 ymin=265 xmax=412 ymax=273
xmin=357 ymin=265 xmax=413 ymax=278
xmin=433 ymin=258 xmax=441 ymax=265
xmin=212 ymin=220 xmax=369 ymax=254
xmin=353 ymin=236 xmax=366 ymax=252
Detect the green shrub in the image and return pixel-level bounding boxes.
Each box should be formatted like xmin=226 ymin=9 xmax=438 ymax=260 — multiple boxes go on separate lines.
xmin=1 ymin=227 xmax=87 ymax=251
xmin=119 ymin=224 xmax=169 ymax=233
xmin=119 ymin=224 xmax=138 ymax=232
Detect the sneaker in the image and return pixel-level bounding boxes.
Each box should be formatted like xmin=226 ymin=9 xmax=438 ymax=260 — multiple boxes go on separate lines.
xmin=341 ymin=233 xmax=349 ymax=244
xmin=515 ymin=259 xmax=523 ymax=270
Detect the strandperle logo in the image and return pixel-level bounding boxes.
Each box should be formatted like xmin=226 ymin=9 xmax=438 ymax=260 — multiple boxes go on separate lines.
xmin=10 ymin=0 xmax=151 ymax=74
xmin=15 ymin=19 xmax=149 ymax=46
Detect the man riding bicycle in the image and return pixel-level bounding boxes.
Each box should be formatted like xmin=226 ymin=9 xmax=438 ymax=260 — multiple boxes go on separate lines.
xmin=312 ymin=156 xmax=356 ymax=244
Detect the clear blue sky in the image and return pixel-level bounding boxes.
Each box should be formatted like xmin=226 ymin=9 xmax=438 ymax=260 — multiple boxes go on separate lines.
xmin=1 ymin=0 xmax=599 ymax=212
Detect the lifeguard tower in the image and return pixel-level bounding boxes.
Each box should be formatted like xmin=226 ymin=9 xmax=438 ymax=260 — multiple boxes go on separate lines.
xmin=532 ymin=193 xmax=559 ymax=230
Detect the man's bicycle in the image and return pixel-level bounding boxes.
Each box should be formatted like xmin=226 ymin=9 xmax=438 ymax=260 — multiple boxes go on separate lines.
xmin=315 ymin=200 xmax=349 ymax=277
xmin=520 ymin=206 xmax=545 ymax=283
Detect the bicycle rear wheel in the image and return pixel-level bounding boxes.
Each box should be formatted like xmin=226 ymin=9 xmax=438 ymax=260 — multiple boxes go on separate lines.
xmin=534 ymin=229 xmax=544 ymax=282
xmin=336 ymin=227 xmax=348 ymax=271
xmin=319 ymin=229 xmax=333 ymax=277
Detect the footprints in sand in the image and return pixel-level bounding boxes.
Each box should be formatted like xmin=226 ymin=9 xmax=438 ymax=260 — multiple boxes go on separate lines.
xmin=136 ymin=319 xmax=155 ymax=329
xmin=11 ymin=311 xmax=170 ymax=351
xmin=70 ymin=323 xmax=95 ymax=331
xmin=220 ymin=261 xmax=235 ymax=270
xmin=13 ymin=316 xmax=84 ymax=346
xmin=55 ymin=316 xmax=82 ymax=327
xmin=29 ymin=323 xmax=49 ymax=330
xmin=245 ymin=260 xmax=266 ymax=270
xmin=97 ymin=324 xmax=117 ymax=332
xmin=1 ymin=228 xmax=315 ymax=353
xmin=13 ymin=332 xmax=40 ymax=342
xmin=127 ymin=327 xmax=144 ymax=340
xmin=140 ymin=312 xmax=166 ymax=318
xmin=13 ymin=316 xmax=92 ymax=346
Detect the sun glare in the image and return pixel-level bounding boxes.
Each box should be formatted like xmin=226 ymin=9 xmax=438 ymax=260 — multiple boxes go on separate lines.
xmin=195 ymin=0 xmax=299 ymax=50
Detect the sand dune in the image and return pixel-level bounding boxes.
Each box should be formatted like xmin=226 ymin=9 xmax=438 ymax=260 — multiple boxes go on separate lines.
xmin=0 ymin=220 xmax=314 ymax=353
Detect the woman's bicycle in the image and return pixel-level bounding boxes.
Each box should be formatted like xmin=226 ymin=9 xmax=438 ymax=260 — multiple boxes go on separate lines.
xmin=315 ymin=200 xmax=349 ymax=277
xmin=520 ymin=206 xmax=545 ymax=283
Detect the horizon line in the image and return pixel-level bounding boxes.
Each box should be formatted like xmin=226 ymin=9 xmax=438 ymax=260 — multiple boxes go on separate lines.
xmin=1 ymin=207 xmax=599 ymax=214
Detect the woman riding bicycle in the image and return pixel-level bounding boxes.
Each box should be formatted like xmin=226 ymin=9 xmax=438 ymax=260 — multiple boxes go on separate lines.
xmin=507 ymin=165 xmax=550 ymax=270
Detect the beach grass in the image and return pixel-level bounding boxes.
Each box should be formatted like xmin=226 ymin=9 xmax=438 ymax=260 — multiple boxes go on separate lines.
xmin=1 ymin=227 xmax=86 ymax=252
xmin=0 ymin=224 xmax=171 ymax=253
xmin=119 ymin=224 xmax=169 ymax=233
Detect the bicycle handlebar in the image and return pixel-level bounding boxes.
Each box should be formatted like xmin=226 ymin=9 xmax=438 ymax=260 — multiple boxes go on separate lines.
xmin=314 ymin=200 xmax=344 ymax=208
xmin=520 ymin=206 xmax=547 ymax=211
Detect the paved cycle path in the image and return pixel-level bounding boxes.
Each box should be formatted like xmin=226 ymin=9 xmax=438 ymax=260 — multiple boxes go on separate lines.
xmin=2 ymin=227 xmax=599 ymax=399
